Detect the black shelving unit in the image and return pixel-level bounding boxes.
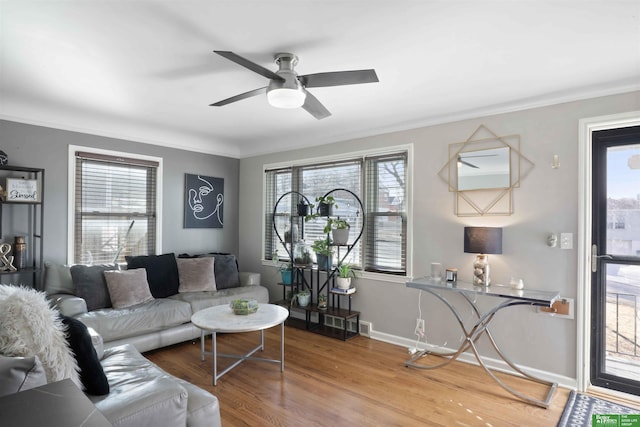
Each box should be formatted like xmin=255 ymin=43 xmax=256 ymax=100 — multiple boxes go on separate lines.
xmin=0 ymin=165 xmax=45 ymax=290
xmin=272 ymin=188 xmax=363 ymax=340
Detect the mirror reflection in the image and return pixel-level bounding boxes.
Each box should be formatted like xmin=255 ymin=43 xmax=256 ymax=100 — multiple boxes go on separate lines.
xmin=457 ymin=146 xmax=510 ymax=191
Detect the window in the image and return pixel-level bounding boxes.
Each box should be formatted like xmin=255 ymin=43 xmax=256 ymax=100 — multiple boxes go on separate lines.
xmin=264 ymin=149 xmax=409 ymax=276
xmin=69 ymin=148 xmax=162 ymax=264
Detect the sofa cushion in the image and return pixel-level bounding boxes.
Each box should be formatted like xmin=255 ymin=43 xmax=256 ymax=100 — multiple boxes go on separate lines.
xmin=90 ymin=345 xmax=188 ymax=427
xmin=125 ymin=253 xmax=180 ymax=298
xmin=177 ymin=257 xmax=216 ymax=293
xmin=71 ymin=264 xmax=119 ymax=311
xmin=169 ymin=284 xmax=269 ymax=313
xmin=0 ymin=285 xmax=80 ymax=386
xmin=75 ymin=299 xmax=193 ymax=343
xmin=43 ymin=263 xmax=74 ymax=295
xmin=0 ymin=355 xmax=47 ymax=397
xmin=104 ymin=269 xmax=154 ymax=309
xmin=60 ymin=315 xmax=109 ymax=396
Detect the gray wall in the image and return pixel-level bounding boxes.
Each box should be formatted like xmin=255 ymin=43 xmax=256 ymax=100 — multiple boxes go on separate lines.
xmin=238 ymin=91 xmax=640 ymax=381
xmin=0 ymin=120 xmax=240 ymax=265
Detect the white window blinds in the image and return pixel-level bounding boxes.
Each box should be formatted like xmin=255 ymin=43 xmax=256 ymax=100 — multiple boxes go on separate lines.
xmin=265 ymin=150 xmax=407 ymax=275
xmin=73 ymin=151 xmax=158 ymax=264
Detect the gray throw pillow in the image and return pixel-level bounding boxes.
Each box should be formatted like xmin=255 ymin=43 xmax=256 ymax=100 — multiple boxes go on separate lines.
xmin=103 ymin=269 xmax=154 ymax=309
xmin=70 ymin=264 xmax=119 ymax=311
xmin=208 ymin=254 xmax=240 ymax=289
xmin=177 ymin=257 xmax=216 ymax=292
xmin=0 ymin=355 xmax=47 ymax=397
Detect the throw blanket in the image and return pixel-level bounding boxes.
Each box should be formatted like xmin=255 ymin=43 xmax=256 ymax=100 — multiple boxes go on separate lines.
xmin=0 ymin=285 xmax=79 ymax=386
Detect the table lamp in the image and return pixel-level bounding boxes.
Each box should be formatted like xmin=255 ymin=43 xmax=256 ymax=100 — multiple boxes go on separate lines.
xmin=464 ymin=227 xmax=502 ymax=286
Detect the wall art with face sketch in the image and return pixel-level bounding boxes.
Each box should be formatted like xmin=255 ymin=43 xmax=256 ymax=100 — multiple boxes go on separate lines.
xmin=184 ymin=173 xmax=224 ymax=228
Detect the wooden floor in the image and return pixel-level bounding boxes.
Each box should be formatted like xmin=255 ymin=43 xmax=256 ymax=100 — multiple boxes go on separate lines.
xmin=145 ymin=326 xmax=571 ymax=426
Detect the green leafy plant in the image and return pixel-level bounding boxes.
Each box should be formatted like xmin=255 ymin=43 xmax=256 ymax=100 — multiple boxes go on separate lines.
xmin=305 ymin=195 xmax=338 ymax=222
xmin=337 ymin=263 xmax=357 ymax=279
xmin=323 ymin=218 xmax=349 ymax=234
xmin=311 ymin=239 xmax=334 ymax=256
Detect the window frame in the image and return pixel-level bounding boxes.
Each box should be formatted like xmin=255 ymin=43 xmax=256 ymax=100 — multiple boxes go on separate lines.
xmin=67 ymin=145 xmax=163 ymax=264
xmin=262 ymin=145 xmax=413 ymax=282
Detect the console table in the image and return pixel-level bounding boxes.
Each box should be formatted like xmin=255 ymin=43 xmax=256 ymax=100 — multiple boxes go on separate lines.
xmin=405 ymin=277 xmax=560 ymax=408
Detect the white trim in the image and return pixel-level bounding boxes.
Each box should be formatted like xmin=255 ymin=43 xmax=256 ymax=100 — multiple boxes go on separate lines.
xmin=577 ymin=111 xmax=640 ymax=393
xmin=369 ymin=328 xmax=577 ymax=390
xmin=66 ymin=145 xmax=163 ymax=264
xmin=262 ymin=143 xmax=414 ymax=280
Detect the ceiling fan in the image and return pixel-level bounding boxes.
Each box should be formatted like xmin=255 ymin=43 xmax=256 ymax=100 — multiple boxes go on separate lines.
xmin=209 ymin=51 xmax=379 ymax=120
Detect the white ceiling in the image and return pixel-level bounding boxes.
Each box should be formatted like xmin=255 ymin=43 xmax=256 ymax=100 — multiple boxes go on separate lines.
xmin=1 ymin=1 xmax=639 ymax=158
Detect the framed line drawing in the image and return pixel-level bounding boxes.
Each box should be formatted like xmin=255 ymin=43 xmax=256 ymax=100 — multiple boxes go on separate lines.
xmin=184 ymin=174 xmax=224 ymax=228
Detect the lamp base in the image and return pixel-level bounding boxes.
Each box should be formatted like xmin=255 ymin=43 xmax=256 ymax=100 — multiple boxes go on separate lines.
xmin=472 ymin=254 xmax=490 ymax=286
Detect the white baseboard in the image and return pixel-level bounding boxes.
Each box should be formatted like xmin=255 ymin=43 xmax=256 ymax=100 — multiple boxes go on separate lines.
xmin=369 ymin=327 xmax=577 ymax=390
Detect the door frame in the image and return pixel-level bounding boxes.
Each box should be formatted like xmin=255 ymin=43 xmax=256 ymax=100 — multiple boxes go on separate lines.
xmin=578 ymin=111 xmax=640 ymax=394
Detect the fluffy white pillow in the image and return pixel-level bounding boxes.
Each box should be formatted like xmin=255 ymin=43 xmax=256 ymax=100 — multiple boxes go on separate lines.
xmin=177 ymin=257 xmax=216 ymax=292
xmin=0 ymin=285 xmax=80 ymax=387
xmin=103 ymin=268 xmax=154 ymax=309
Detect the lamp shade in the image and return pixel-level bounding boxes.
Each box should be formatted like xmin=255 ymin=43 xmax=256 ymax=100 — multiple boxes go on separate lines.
xmin=464 ymin=227 xmax=502 ymax=254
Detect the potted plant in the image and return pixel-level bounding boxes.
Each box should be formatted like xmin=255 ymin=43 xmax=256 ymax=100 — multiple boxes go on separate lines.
xmin=273 ymin=250 xmax=293 ymax=284
xmin=305 ymin=195 xmax=338 ymax=222
xmin=312 ymin=239 xmax=334 ymax=271
xmin=336 ymin=263 xmax=357 ymax=289
xmin=318 ymin=293 xmax=327 ymax=310
xmin=280 ymin=264 xmax=293 ymax=285
xmin=294 ymin=289 xmax=310 ymax=307
xmin=297 ymin=200 xmax=310 ymax=216
xmin=324 ymin=218 xmax=350 ymax=245
xmin=293 ymin=242 xmax=314 ymax=265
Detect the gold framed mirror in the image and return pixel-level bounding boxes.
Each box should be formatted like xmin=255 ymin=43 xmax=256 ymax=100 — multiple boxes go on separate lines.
xmin=438 ymin=125 xmax=534 ymax=216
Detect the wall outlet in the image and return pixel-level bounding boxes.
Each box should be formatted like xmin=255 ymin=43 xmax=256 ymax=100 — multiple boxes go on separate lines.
xmin=560 ymin=233 xmax=573 ymax=249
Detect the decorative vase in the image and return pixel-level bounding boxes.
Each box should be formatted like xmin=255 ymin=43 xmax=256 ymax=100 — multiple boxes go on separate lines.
xmin=331 ymin=228 xmax=349 ymax=245
xmin=13 ymin=236 xmax=26 ymax=270
xmin=336 ymin=277 xmax=351 ymax=289
xmin=472 ymin=254 xmax=490 ymax=286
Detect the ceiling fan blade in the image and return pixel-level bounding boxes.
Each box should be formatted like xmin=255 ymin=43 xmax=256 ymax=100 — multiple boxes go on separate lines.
xmin=458 ymin=157 xmax=479 ymax=169
xmin=301 ymin=90 xmax=331 ymax=120
xmin=209 ymin=87 xmax=266 ymax=107
xmin=298 ymin=69 xmax=379 ymax=88
xmin=214 ymin=51 xmax=284 ymax=82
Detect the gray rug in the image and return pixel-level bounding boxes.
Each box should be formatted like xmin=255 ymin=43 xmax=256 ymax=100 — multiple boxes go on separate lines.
xmin=557 ymin=391 xmax=639 ymax=426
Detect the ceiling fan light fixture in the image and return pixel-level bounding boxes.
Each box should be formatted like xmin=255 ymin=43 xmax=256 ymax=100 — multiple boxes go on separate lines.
xmin=267 ymin=83 xmax=306 ymax=109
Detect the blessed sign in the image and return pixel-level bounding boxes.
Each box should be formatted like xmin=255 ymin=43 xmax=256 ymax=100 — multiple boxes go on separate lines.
xmin=6 ymin=178 xmax=39 ymax=202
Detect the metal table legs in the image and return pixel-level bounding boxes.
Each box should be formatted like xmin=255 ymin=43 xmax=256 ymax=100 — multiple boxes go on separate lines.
xmin=200 ymin=322 xmax=285 ymax=386
xmin=405 ymin=289 xmax=557 ymax=408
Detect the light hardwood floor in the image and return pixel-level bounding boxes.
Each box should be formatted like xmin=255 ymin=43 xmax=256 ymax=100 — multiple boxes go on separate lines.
xmin=145 ymin=326 xmax=571 ymax=426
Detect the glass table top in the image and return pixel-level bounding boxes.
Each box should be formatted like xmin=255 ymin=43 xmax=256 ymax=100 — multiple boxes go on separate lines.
xmin=406 ymin=276 xmax=560 ymax=305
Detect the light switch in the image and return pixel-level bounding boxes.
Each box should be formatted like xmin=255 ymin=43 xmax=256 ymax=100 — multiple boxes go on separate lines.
xmin=560 ymin=233 xmax=573 ymax=249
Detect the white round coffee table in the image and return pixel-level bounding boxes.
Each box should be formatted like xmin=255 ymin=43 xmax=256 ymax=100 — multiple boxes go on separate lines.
xmin=191 ymin=303 xmax=289 ymax=385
